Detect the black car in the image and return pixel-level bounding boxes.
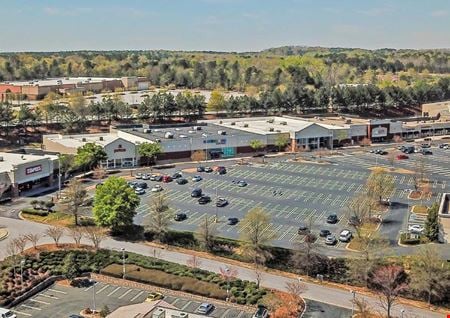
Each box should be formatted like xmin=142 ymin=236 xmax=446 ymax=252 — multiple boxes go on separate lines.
xmin=319 ymin=229 xmax=331 ymax=237
xmin=227 ymin=217 xmax=239 ymax=225
xmin=326 ymin=213 xmax=338 ymax=224
xmin=421 ymin=149 xmax=433 ymax=155
xmin=176 ymin=178 xmax=188 ymax=185
xmin=204 ymin=167 xmax=213 ymax=173
xmin=253 ymin=304 xmax=269 ymax=318
xmin=137 ymin=182 xmax=148 ymax=189
xmin=191 ymin=188 xmax=202 ymax=197
xmin=172 ymin=172 xmax=183 ymax=179
xmin=174 ymin=213 xmax=187 ymax=221
xmin=198 ymin=196 xmax=211 ymax=204
xmin=297 ymin=224 xmax=309 ymax=234
xmin=217 ymin=166 xmax=227 ymax=175
xmin=215 ymin=197 xmax=228 ymax=207
xmin=154 ymin=175 xmax=163 ymax=182
xmin=197 ymin=166 xmax=205 ymax=172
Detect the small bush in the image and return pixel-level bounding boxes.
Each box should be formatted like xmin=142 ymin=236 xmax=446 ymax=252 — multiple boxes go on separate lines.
xmin=21 ymin=208 xmax=49 ymax=217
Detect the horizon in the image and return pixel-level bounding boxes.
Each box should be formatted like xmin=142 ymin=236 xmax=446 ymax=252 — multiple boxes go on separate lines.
xmin=1 ymin=0 xmax=449 ymax=52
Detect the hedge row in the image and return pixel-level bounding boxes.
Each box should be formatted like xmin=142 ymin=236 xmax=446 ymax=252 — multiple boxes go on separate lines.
xmin=21 ymin=208 xmax=49 ymax=217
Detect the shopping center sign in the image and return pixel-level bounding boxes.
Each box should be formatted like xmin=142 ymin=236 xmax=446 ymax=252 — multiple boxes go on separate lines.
xmin=25 ymin=165 xmax=43 ymax=175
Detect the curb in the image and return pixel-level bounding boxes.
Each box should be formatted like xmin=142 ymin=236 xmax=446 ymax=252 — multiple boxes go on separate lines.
xmin=0 ymin=228 xmax=9 ymax=241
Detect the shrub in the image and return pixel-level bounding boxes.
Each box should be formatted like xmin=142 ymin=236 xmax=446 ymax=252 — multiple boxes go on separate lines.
xmin=21 ymin=208 xmax=49 ymax=217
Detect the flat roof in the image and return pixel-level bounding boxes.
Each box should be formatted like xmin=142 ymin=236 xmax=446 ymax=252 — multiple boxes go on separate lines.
xmin=120 ymin=123 xmax=259 ymax=142
xmin=0 ymin=152 xmax=58 ymax=172
xmin=44 ymin=133 xmax=121 ymax=149
xmin=2 ymin=77 xmax=120 ymax=87
xmin=202 ymin=116 xmax=348 ymax=135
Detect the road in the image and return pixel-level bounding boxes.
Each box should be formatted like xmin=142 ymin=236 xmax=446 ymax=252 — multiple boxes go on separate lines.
xmin=0 ymin=217 xmax=444 ymax=318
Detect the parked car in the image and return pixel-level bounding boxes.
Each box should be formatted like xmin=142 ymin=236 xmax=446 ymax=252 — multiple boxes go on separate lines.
xmin=128 ymin=181 xmax=138 ymax=188
xmin=319 ymin=229 xmax=331 ymax=237
xmin=172 ymin=172 xmax=183 ymax=179
xmin=135 ymin=187 xmax=145 ymax=195
xmin=227 ymin=217 xmax=239 ymax=225
xmin=192 ymin=175 xmax=203 ymax=182
xmin=143 ymin=174 xmax=151 ymax=180
xmin=146 ymin=292 xmax=164 ymax=302
xmin=439 ymin=143 xmax=448 ymax=149
xmin=237 ymin=180 xmax=247 ymax=187
xmin=339 ymin=230 xmax=352 ymax=242
xmin=216 ymin=166 xmax=227 ymax=175
xmin=191 ymin=188 xmax=202 ymax=197
xmin=421 ymin=149 xmax=433 ymax=155
xmin=197 ymin=166 xmax=205 ymax=172
xmin=162 ymin=175 xmax=173 ymax=183
xmin=297 ymin=224 xmax=309 ymax=234
xmin=396 ymin=154 xmax=409 ymax=160
xmin=149 ymin=174 xmax=158 ymax=181
xmin=325 ymin=235 xmax=337 ymax=245
xmin=421 ymin=143 xmax=431 ymax=148
xmin=197 ymin=303 xmax=214 ymax=314
xmin=176 ymin=178 xmax=188 ymax=185
xmin=204 ymin=167 xmax=213 ymax=173
xmin=174 ymin=213 xmax=187 ymax=221
xmin=137 ymin=182 xmax=148 ymax=189
xmin=216 ymin=197 xmax=228 ymax=207
xmin=408 ymin=224 xmax=424 ymax=234
xmin=0 ymin=308 xmax=17 ymax=318
xmin=135 ymin=173 xmax=143 ymax=179
xmin=326 ymin=213 xmax=338 ymax=224
xmin=151 ymin=185 xmax=163 ymax=192
xmin=198 ymin=196 xmax=211 ymax=204
xmin=252 ymin=304 xmax=269 ymax=318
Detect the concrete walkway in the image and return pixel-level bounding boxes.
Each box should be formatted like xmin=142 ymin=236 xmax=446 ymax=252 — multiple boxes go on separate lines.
xmin=0 ymin=217 xmax=444 ymax=318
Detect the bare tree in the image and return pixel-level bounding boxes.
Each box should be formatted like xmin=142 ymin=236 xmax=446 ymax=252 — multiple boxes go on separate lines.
xmin=61 ymin=178 xmax=87 ymax=226
xmin=45 ymin=226 xmax=64 ymax=247
xmin=186 ymin=254 xmax=202 ymax=269
xmin=13 ymin=236 xmax=27 ymax=253
xmin=24 ymin=233 xmax=41 ymax=250
xmin=67 ymin=227 xmax=84 ymax=247
xmin=354 ymin=297 xmax=374 ymax=318
xmin=147 ymin=194 xmax=172 ymax=242
xmin=366 ymin=168 xmax=395 ymax=204
xmin=219 ymin=266 xmax=238 ymax=301
xmin=93 ymin=166 xmax=107 ymax=179
xmin=254 ymin=263 xmax=263 ymax=289
xmin=196 ymin=215 xmax=218 ymax=251
xmin=393 ymin=135 xmax=403 ymax=143
xmin=413 ymin=156 xmax=427 ymax=192
xmin=285 ymin=280 xmax=307 ymax=313
xmin=369 ymin=265 xmax=408 ymax=318
xmin=83 ymin=226 xmax=107 ymax=249
xmin=347 ymin=194 xmax=371 ymax=239
xmin=387 ymin=151 xmax=396 ymax=168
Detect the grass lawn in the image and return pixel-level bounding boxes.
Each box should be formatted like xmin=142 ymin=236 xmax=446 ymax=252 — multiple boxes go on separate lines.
xmin=22 ymin=211 xmax=75 ymax=227
xmin=347 ymin=222 xmax=380 ymax=251
xmin=412 ymin=205 xmax=429 ymax=215
xmin=369 ymin=166 xmax=414 ymax=174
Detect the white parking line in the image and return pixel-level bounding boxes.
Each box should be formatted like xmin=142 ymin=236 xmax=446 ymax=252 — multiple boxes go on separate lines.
xmin=21 ymin=304 xmax=41 ymax=311
xmin=130 ymin=290 xmax=145 ymax=302
xmin=28 ymin=298 xmax=50 ymax=305
xmin=107 ymin=286 xmax=121 ymax=296
xmin=37 ymin=293 xmax=58 ymax=300
xmin=11 ymin=310 xmax=32 ymax=317
xmin=118 ymin=288 xmax=134 ymax=299
xmin=48 ymin=288 xmax=67 ymax=294
xmin=84 ymin=281 xmax=99 ymax=291
xmin=96 ymin=284 xmax=110 ymax=294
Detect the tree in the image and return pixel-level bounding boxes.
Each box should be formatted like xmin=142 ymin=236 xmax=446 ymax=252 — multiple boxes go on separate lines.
xmin=265 ymin=281 xmax=306 ymax=318
xmin=83 ymin=226 xmax=107 ymax=249
xmin=74 ymin=143 xmax=107 ymax=171
xmin=424 ymin=203 xmax=440 ymax=241
xmin=186 ymin=255 xmax=201 ymax=269
xmin=93 ymin=166 xmax=107 ymax=179
xmin=67 ymin=227 xmax=83 ymax=247
xmin=24 ymin=233 xmax=41 ymax=250
xmin=409 ymin=246 xmax=450 ymax=306
xmin=62 ymin=179 xmax=87 ymax=226
xmin=196 ymin=215 xmax=218 ymax=251
xmin=368 ymin=265 xmax=408 ymax=318
xmin=62 ymin=252 xmax=79 ymax=282
xmin=413 ymin=156 xmax=427 ymax=191
xmin=347 ymin=193 xmax=371 ymax=239
xmin=249 ymin=139 xmax=264 ymax=155
xmin=147 ymin=194 xmax=172 ymax=242
xmin=366 ymin=168 xmax=395 ymax=203
xmin=137 ymin=142 xmax=162 ymax=166
xmin=93 ymin=176 xmax=140 ymax=231
xmin=58 ymin=154 xmax=74 ymax=179
xmin=45 ymin=226 xmax=64 ymax=247
xmin=12 ymin=236 xmax=27 ymax=253
xmin=239 ymin=207 xmax=274 ymax=266
xmin=207 ymin=89 xmax=226 ymax=113
xmin=274 ymin=134 xmax=290 ymax=152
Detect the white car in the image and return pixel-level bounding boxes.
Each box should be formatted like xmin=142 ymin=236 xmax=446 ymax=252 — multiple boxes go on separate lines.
xmin=339 ymin=229 xmax=352 ymax=242
xmin=135 ymin=173 xmax=143 ymax=179
xmin=408 ymin=224 xmax=424 ymax=234
xmin=142 ymin=174 xmax=151 ymax=180
xmin=192 ymin=175 xmax=203 ymax=182
xmin=0 ymin=308 xmax=16 ymax=318
xmin=151 ymin=185 xmax=163 ymax=192
xmin=134 ymin=187 xmax=145 ymax=195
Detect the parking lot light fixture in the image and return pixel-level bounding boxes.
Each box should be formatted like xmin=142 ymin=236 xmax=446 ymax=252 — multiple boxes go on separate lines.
xmin=121 ymin=248 xmax=126 ymax=279
xmin=400 ymin=309 xmax=405 ymax=318
xmin=20 ymin=260 xmax=25 ymax=285
xmin=90 ymin=279 xmax=96 ymax=312
xmin=351 ymin=290 xmax=356 ymax=316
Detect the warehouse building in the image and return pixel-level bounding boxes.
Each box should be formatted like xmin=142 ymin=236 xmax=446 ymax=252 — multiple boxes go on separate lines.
xmin=0 ymin=152 xmax=59 ymax=199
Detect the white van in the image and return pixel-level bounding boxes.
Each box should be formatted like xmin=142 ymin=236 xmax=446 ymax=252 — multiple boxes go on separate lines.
xmin=0 ymin=308 xmax=16 ymax=318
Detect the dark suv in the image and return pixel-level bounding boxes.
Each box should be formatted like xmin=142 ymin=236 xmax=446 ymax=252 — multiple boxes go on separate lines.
xmin=198 ymin=196 xmax=211 ymax=204
xmin=326 ymin=213 xmax=338 ymax=224
xmin=191 ymin=188 xmax=202 ymax=197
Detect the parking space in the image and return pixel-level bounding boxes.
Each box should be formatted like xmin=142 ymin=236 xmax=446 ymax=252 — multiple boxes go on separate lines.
xmin=11 ymin=282 xmax=252 ymax=318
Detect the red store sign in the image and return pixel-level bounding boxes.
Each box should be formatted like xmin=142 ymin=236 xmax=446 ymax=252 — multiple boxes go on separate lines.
xmin=26 ymin=165 xmax=42 ymax=175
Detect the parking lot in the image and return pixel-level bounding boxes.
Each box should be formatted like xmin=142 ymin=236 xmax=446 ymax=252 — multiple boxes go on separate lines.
xmin=11 ymin=281 xmax=253 ymax=318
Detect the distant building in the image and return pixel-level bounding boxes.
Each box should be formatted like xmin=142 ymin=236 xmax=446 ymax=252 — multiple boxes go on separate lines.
xmin=422 ymin=100 xmax=450 ymax=120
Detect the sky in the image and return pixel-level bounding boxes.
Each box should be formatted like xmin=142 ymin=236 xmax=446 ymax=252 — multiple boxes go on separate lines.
xmin=1 ymin=0 xmax=449 ymax=52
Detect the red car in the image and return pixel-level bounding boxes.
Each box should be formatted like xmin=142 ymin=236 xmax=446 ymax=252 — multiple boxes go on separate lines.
xmin=162 ymin=175 xmax=173 ymax=183
xmin=396 ymin=154 xmax=409 ymax=160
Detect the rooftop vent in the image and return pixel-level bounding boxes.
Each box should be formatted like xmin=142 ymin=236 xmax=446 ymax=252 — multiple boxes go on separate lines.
xmin=218 ymin=130 xmax=227 ymax=135
xmin=99 ymin=136 xmax=104 ymax=141
xmin=279 ymin=121 xmax=287 ymax=125
xmin=179 ymin=135 xmax=187 ymax=138
xmin=345 ymin=119 xmax=352 ymax=124
xmin=143 ymin=129 xmax=152 ymax=133
xmin=0 ymin=156 xmax=3 ymax=162
xmin=82 ymin=137 xmax=87 ymax=142
xmin=175 ymin=128 xmax=181 ymax=131
xmin=165 ymin=132 xmax=174 ymax=139
xmin=219 ymin=120 xmax=223 ymax=124
xmin=243 ymin=123 xmax=249 ymax=128
xmin=267 ymin=119 xmax=274 ymax=123
xmin=269 ymin=127 xmax=274 ymax=132
xmin=230 ymin=122 xmax=236 ymax=126
xmin=193 ymin=126 xmax=202 ymax=131
xmin=276 ymin=129 xmax=281 ymax=132
xmin=188 ymin=130 xmax=195 ymax=134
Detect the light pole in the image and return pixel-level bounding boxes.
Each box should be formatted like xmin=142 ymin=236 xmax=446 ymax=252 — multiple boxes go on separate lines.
xmin=20 ymin=260 xmax=25 ymax=286
xmin=400 ymin=309 xmax=405 ymax=318
xmin=57 ymin=156 xmax=62 ymax=199
xmin=90 ymin=279 xmax=97 ymax=312
xmin=214 ymin=187 xmax=219 ymax=223
xmin=225 ymin=267 xmax=230 ymax=302
xmin=121 ymin=248 xmax=126 ymax=279
xmin=350 ymin=290 xmax=356 ymax=317
xmin=203 ymin=134 xmax=209 ymax=162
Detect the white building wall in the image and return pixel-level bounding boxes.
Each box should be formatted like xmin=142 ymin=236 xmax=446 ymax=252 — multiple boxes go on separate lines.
xmin=11 ymin=158 xmax=54 ymax=184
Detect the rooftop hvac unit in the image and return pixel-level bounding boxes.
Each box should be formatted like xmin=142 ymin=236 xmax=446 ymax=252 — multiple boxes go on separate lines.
xmin=82 ymin=138 xmax=87 ymax=142
xmin=345 ymin=119 xmax=352 ymax=124
xmin=175 ymin=128 xmax=181 ymax=131
xmin=279 ymin=121 xmax=287 ymax=125
xmin=219 ymin=120 xmax=223 ymax=124
xmin=0 ymin=156 xmax=3 ymax=162
xmin=276 ymin=129 xmax=281 ymax=132
xmin=188 ymin=130 xmax=195 ymax=134
xmin=165 ymin=132 xmax=174 ymax=139
xmin=143 ymin=129 xmax=152 ymax=133
xmin=193 ymin=126 xmax=202 ymax=131
xmin=152 ymin=308 xmax=165 ymax=318
xmin=179 ymin=135 xmax=187 ymax=138
xmin=243 ymin=123 xmax=249 ymax=128
xmin=267 ymin=119 xmax=274 ymax=123
xmin=177 ymin=313 xmax=189 ymax=318
xmin=218 ymin=130 xmax=227 ymax=135
xmin=269 ymin=127 xmax=274 ymax=132
xmin=230 ymin=122 xmax=236 ymax=126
